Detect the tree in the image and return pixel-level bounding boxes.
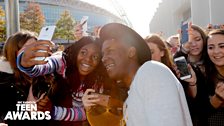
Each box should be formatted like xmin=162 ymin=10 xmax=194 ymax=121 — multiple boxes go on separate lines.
xmin=54 ymin=10 xmax=76 ymax=42
xmin=0 ymin=6 xmax=6 ymax=42
xmin=20 ymin=2 xmax=45 ymax=34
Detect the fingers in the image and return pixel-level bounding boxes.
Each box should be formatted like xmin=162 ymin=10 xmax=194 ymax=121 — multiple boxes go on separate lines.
xmin=37 ymin=92 xmax=46 ymax=102
xmin=173 ymin=64 xmax=181 ymax=78
xmin=37 ymin=95 xmax=52 ymax=112
xmin=27 ymin=85 xmax=36 ymax=101
xmin=184 ymin=64 xmax=197 ymax=83
xmin=21 ymin=41 xmax=53 ymax=67
xmin=74 ymin=24 xmax=83 ymax=40
xmin=82 ymin=89 xmax=99 ymax=109
xmin=215 ymin=82 xmax=224 ymax=101
xmin=84 ymin=89 xmax=95 ymax=95
xmin=0 ymin=123 xmax=8 ymax=126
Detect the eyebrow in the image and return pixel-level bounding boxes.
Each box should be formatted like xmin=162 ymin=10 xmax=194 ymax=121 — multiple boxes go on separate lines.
xmin=218 ymin=42 xmax=224 ymax=45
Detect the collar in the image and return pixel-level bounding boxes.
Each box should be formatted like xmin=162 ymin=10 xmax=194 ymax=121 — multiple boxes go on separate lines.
xmin=0 ymin=58 xmax=14 ymax=74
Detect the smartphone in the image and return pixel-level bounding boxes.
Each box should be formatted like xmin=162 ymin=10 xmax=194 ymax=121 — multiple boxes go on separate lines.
xmin=80 ymin=16 xmax=88 ymax=36
xmin=213 ymin=24 xmax=220 ymax=29
xmin=180 ymin=21 xmax=189 ymax=44
xmin=34 ymin=26 xmax=56 ymax=61
xmin=92 ymin=93 xmax=110 ymax=107
xmin=174 ymin=56 xmax=191 ymax=80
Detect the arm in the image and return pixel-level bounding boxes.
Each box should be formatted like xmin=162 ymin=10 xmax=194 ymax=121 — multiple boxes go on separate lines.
xmin=127 ymin=62 xmax=192 ymax=126
xmin=17 ymin=51 xmax=65 ymax=77
xmin=209 ymin=82 xmax=224 ymax=109
xmin=51 ymin=106 xmax=86 ymax=121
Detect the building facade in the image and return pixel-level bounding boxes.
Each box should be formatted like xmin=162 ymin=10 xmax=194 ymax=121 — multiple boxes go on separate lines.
xmin=0 ymin=0 xmax=124 ymax=32
xmin=150 ymin=0 xmax=224 ymax=38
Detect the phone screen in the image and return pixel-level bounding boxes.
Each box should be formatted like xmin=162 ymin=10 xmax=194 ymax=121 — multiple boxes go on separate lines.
xmin=180 ymin=21 xmax=189 ymax=44
xmin=174 ymin=57 xmax=191 ymax=80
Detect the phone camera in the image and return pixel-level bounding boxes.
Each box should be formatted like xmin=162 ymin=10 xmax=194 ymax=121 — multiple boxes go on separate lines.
xmin=45 ymin=27 xmax=49 ymax=31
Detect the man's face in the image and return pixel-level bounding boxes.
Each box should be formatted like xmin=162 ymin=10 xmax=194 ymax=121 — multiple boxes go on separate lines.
xmin=102 ymin=39 xmax=130 ymax=81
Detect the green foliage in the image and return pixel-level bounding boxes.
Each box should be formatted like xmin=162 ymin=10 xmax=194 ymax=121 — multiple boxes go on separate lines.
xmin=0 ymin=6 xmax=6 ymax=42
xmin=54 ymin=10 xmax=76 ymax=42
xmin=20 ymin=2 xmax=45 ymax=34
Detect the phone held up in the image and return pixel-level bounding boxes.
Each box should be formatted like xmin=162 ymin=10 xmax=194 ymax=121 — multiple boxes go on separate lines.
xmin=34 ymin=25 xmax=56 ymax=61
xmin=80 ymin=16 xmax=89 ymax=36
xmin=174 ymin=56 xmax=191 ymax=80
xmin=180 ymin=21 xmax=189 ymax=44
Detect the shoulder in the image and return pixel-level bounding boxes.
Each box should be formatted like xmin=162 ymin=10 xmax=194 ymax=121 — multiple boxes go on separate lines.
xmin=0 ymin=58 xmax=13 ymax=74
xmin=137 ymin=61 xmax=171 ymax=75
xmin=132 ymin=61 xmax=180 ymax=90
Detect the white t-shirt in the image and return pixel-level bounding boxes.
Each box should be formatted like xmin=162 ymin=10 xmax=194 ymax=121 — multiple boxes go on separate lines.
xmin=124 ymin=61 xmax=192 ymax=126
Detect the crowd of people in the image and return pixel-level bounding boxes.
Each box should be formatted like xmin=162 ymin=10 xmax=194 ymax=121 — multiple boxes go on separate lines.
xmin=0 ymin=21 xmax=224 ymax=126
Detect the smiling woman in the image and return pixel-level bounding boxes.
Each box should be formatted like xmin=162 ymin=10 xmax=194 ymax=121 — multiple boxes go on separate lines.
xmin=205 ymin=29 xmax=224 ymax=125
xmin=16 ymin=36 xmax=115 ymax=126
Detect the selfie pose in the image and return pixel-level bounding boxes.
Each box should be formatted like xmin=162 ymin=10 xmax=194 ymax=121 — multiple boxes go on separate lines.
xmin=17 ymin=36 xmax=115 ymax=126
xmin=83 ymin=23 xmax=192 ymax=126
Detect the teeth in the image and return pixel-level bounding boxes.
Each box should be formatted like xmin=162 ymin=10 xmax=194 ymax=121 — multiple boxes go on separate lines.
xmin=106 ymin=64 xmax=114 ymax=70
xmin=214 ymin=56 xmax=222 ymax=59
xmin=82 ymin=63 xmax=90 ymax=67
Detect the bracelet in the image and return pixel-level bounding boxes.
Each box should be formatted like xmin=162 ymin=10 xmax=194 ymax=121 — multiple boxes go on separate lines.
xmin=188 ymin=83 xmax=197 ymax=86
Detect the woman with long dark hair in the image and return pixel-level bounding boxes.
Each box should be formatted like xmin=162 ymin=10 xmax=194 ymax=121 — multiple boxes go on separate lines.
xmin=204 ymin=29 xmax=224 ymax=125
xmin=17 ymin=36 xmax=114 ymax=125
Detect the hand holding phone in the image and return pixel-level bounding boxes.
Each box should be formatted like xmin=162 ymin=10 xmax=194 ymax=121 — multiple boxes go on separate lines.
xmin=34 ymin=26 xmax=56 ymax=61
xmin=174 ymin=56 xmax=191 ymax=80
xmin=180 ymin=21 xmax=189 ymax=44
xmin=80 ymin=16 xmax=88 ymax=36
xmin=91 ymin=93 xmax=110 ymax=107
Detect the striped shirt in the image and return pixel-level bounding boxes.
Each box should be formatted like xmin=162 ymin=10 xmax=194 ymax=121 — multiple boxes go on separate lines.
xmin=17 ymin=51 xmax=86 ymax=121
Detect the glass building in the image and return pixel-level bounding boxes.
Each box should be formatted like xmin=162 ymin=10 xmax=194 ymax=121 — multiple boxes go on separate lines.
xmin=0 ymin=0 xmax=123 ymax=31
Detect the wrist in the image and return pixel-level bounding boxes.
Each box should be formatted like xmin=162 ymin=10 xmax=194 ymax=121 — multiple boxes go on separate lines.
xmin=188 ymin=83 xmax=196 ymax=86
xmin=188 ymin=81 xmax=197 ymax=86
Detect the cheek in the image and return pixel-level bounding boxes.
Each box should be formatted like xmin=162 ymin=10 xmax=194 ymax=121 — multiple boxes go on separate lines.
xmin=152 ymin=53 xmax=159 ymax=60
xmin=207 ymin=50 xmax=213 ymax=58
xmin=93 ymin=60 xmax=100 ymax=67
xmin=198 ymin=41 xmax=204 ymax=49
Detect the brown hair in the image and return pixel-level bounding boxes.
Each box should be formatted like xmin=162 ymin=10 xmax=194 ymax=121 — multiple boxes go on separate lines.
xmin=191 ymin=24 xmax=207 ymax=61
xmin=145 ymin=34 xmax=174 ymax=69
xmin=3 ymin=31 xmax=36 ymax=85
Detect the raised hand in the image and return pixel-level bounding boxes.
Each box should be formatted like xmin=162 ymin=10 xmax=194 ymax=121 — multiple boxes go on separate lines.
xmin=74 ymin=24 xmax=84 ymax=41
xmin=82 ymin=89 xmax=99 ymax=111
xmin=20 ymin=40 xmax=54 ymax=67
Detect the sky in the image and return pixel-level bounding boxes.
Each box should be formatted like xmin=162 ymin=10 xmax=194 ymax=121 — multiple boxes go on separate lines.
xmin=80 ymin=0 xmax=162 ymax=37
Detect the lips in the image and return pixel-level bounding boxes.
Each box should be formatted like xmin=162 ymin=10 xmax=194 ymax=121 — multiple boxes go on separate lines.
xmin=213 ymin=56 xmax=224 ymax=60
xmin=190 ymin=48 xmax=199 ymax=52
xmin=80 ymin=63 xmax=92 ymax=72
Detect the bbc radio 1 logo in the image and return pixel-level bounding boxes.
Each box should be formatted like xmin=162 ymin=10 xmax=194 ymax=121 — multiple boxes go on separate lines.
xmin=4 ymin=101 xmax=51 ymax=120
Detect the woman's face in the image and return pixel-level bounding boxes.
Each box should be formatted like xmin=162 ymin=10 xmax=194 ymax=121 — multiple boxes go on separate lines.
xmin=188 ymin=30 xmax=204 ymax=56
xmin=207 ymin=34 xmax=224 ymax=67
xmin=147 ymin=43 xmax=164 ymax=62
xmin=77 ymin=43 xmax=101 ymax=76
